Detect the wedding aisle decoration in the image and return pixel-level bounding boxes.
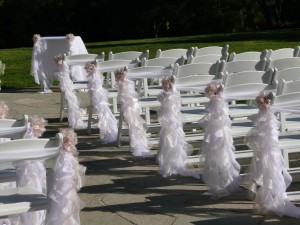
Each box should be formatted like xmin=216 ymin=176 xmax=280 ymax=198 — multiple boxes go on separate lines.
xmin=84 ymin=61 xmax=118 ymax=143
xmin=46 ymin=128 xmax=86 ymax=225
xmin=243 ymin=92 xmax=300 ymax=218
xmin=116 ymin=68 xmax=152 ymax=157
xmin=0 ymin=101 xmax=15 ymax=225
xmin=54 ymin=54 xmax=86 ymax=129
xmin=157 ymin=76 xmax=200 ymax=179
xmin=15 ymin=115 xmax=48 ymax=225
xmin=200 ymin=81 xmax=241 ymax=198
xmin=31 ymin=34 xmax=52 ymax=93
xmin=66 ymin=33 xmax=88 ymax=81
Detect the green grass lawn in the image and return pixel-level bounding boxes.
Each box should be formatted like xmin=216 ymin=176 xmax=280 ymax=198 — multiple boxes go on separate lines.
xmin=1 ymin=28 xmax=300 ymax=89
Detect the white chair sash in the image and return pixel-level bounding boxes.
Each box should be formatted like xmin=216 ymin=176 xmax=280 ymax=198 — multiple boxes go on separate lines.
xmin=116 ymin=69 xmax=152 ymax=156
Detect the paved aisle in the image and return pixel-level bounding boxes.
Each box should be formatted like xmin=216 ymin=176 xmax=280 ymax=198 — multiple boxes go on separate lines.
xmin=1 ymin=89 xmax=300 ymax=225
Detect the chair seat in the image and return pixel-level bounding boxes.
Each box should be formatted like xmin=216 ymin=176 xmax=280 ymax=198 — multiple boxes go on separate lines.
xmin=0 ymin=186 xmax=48 ymax=218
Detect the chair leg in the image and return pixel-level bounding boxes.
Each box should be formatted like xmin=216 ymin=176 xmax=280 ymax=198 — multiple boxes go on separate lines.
xmin=59 ymin=92 xmax=64 ymax=122
xmin=117 ymin=110 xmax=124 ymax=147
xmin=87 ymin=105 xmax=93 ymax=135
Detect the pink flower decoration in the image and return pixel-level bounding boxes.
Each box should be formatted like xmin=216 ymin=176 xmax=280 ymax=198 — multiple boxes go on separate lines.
xmin=161 ymin=76 xmax=174 ymax=92
xmin=54 ymin=54 xmax=64 ymax=65
xmin=66 ymin=33 xmax=75 ymax=43
xmin=116 ymin=68 xmax=127 ymax=82
xmin=255 ymin=92 xmax=272 ymax=111
xmin=32 ymin=34 xmax=41 ymax=43
xmin=29 ymin=115 xmax=47 ymax=138
xmin=84 ymin=61 xmax=97 ymax=75
xmin=60 ymin=128 xmax=78 ymax=155
xmin=205 ymin=81 xmax=222 ymax=99
xmin=0 ymin=101 xmax=9 ymax=119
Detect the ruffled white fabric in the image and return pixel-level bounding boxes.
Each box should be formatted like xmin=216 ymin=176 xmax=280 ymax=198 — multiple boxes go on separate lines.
xmin=31 ymin=35 xmax=88 ymax=92
xmin=45 ymin=129 xmax=86 ymax=225
xmin=31 ymin=38 xmax=52 ymax=92
xmin=200 ymin=91 xmax=241 ymax=198
xmin=0 ymin=138 xmax=15 ymax=225
xmin=15 ymin=116 xmax=48 ymax=225
xmin=86 ymin=69 xmax=118 ymax=143
xmin=244 ymin=103 xmax=300 ymax=218
xmin=56 ymin=61 xmax=86 ymax=129
xmin=117 ymin=76 xmax=152 ymax=156
xmin=157 ymin=88 xmax=200 ymax=179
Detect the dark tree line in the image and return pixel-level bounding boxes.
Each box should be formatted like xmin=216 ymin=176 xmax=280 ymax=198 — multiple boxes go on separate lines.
xmin=1 ymin=0 xmax=300 ymax=48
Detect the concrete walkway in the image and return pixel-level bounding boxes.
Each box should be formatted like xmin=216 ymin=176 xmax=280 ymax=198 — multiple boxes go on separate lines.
xmin=1 ymin=88 xmax=300 ymax=225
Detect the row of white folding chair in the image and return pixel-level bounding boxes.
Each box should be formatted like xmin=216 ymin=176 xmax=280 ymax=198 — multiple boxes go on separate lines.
xmin=219 ymin=58 xmax=268 ymax=74
xmin=156 ymin=48 xmax=194 ymax=60
xmin=186 ymin=79 xmax=300 ymax=172
xmin=265 ymin=56 xmax=300 ymax=71
xmin=227 ymin=50 xmax=269 ymax=62
xmin=267 ymin=46 xmax=300 ymax=61
xmin=59 ymin=54 xmax=140 ymax=134
xmin=139 ymin=56 xmax=185 ymax=97
xmin=0 ymin=115 xmax=28 ymax=140
xmin=192 ymin=45 xmax=229 ymax=60
xmin=0 ymin=131 xmax=63 ymax=219
xmin=226 ymin=46 xmax=300 ymax=63
xmin=144 ymin=70 xmax=274 ymax=148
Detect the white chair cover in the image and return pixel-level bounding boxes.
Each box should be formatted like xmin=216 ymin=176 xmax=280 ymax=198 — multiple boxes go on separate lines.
xmin=85 ymin=62 xmax=118 ymax=143
xmin=157 ymin=77 xmax=200 ymax=179
xmin=55 ymin=56 xmax=86 ymax=129
xmin=46 ymin=128 xmax=86 ymax=225
xmin=243 ymin=92 xmax=300 ymax=218
xmin=200 ymin=82 xmax=241 ymax=198
xmin=116 ymin=69 xmax=152 ymax=156
xmin=31 ymin=34 xmax=88 ymax=92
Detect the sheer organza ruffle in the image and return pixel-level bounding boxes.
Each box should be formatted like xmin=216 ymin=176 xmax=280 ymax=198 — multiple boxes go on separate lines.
xmin=45 ymin=150 xmax=86 ymax=225
xmin=117 ymin=77 xmax=152 ymax=156
xmin=87 ymin=70 xmax=118 ymax=143
xmin=243 ymin=107 xmax=300 ymax=218
xmin=200 ymin=92 xmax=241 ymax=198
xmin=56 ymin=62 xmax=86 ymax=129
xmin=157 ymin=89 xmax=200 ymax=179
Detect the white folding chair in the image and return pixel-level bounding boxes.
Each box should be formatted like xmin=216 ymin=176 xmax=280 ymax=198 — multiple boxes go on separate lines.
xmin=219 ymin=58 xmax=268 ymax=75
xmin=227 ymin=50 xmax=268 ymax=62
xmin=193 ymin=45 xmax=229 ymax=61
xmin=271 ymin=67 xmax=300 ymax=87
xmin=0 ymin=115 xmax=28 ymax=139
xmin=265 ymin=57 xmax=300 ymax=71
xmin=155 ymin=48 xmax=194 ymax=60
xmin=187 ymin=54 xmax=222 ymax=64
xmin=109 ymin=50 xmax=149 ymax=61
xmin=267 ymin=46 xmax=300 ymax=61
xmin=0 ymin=133 xmax=63 ymax=218
xmin=59 ymin=53 xmax=104 ymax=122
xmin=140 ymin=56 xmax=185 ymax=97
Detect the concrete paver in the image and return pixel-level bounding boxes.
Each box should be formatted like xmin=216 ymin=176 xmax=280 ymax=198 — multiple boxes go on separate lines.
xmin=1 ymin=88 xmax=300 ymax=225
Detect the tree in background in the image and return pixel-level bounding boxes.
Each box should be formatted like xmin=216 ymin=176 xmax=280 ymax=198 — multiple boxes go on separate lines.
xmin=0 ymin=0 xmax=300 ymax=48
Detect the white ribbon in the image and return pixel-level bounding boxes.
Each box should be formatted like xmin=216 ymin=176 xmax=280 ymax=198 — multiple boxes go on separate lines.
xmin=200 ymin=82 xmax=241 ymax=198
xmin=85 ymin=62 xmax=118 ymax=143
xmin=46 ymin=128 xmax=86 ymax=225
xmin=55 ymin=58 xmax=86 ymax=129
xmin=116 ymin=69 xmax=152 ymax=156
xmin=157 ymin=76 xmax=200 ymax=179
xmin=243 ymin=93 xmax=300 ymax=217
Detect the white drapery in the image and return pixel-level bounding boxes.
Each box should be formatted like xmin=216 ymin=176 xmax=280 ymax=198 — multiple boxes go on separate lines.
xmin=116 ymin=69 xmax=152 ymax=156
xmin=157 ymin=76 xmax=200 ymax=179
xmin=243 ymin=92 xmax=300 ymax=218
xmin=85 ymin=62 xmax=118 ymax=143
xmin=46 ymin=128 xmax=86 ymax=225
xmin=55 ymin=55 xmax=86 ymax=129
xmin=200 ymin=82 xmax=241 ymax=198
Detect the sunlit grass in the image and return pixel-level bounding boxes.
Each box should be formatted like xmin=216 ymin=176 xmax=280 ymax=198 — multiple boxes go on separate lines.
xmin=1 ymin=28 xmax=300 ymax=89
